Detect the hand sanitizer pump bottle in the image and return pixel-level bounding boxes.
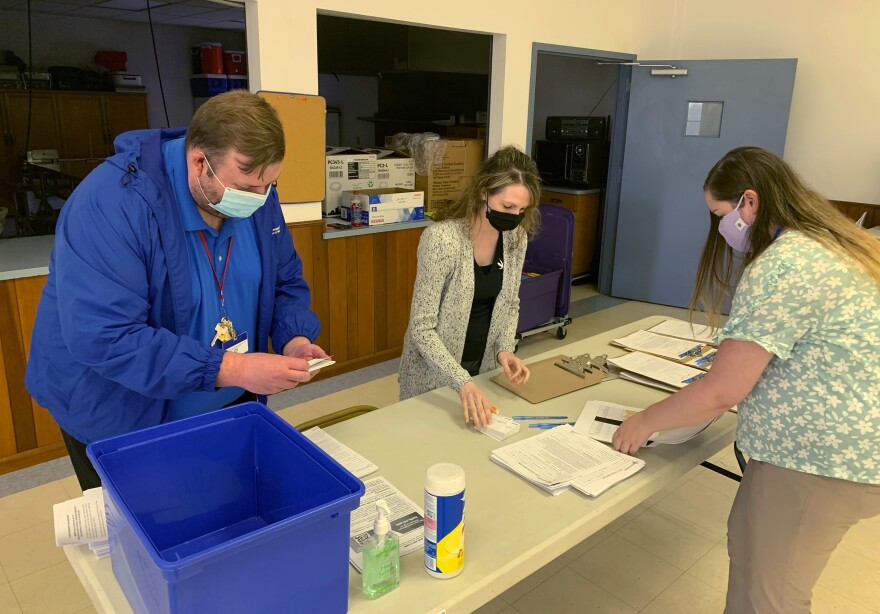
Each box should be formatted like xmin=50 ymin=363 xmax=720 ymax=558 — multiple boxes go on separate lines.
xmin=362 ymin=500 xmax=400 ymax=599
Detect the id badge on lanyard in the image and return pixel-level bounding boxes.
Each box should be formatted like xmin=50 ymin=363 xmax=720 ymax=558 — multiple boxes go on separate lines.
xmin=200 ymin=231 xmax=249 ymax=353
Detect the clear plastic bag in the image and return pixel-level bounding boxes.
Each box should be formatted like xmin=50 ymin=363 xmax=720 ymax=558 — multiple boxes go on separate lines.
xmin=387 ymin=132 xmax=447 ymax=175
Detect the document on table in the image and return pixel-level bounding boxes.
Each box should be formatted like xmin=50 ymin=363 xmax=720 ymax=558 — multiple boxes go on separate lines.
xmin=611 ymin=330 xmax=716 ymax=370
xmin=575 ymin=400 xmax=718 ymax=447
xmin=53 ymin=487 xmax=110 ymax=558
xmin=646 ymin=318 xmax=718 ymax=345
xmin=608 ymin=351 xmax=706 ymax=391
xmin=473 ymin=414 xmax=520 ymax=441
xmin=303 ymin=426 xmax=378 ymax=478
xmin=490 ymin=425 xmax=644 ymax=496
xmin=349 ymin=477 xmax=424 ymax=573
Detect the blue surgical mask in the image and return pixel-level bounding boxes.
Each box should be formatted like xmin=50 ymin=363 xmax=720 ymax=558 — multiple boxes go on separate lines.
xmin=198 ymin=158 xmax=270 ymax=218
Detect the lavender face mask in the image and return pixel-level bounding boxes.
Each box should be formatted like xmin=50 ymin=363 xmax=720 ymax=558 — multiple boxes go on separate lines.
xmin=718 ymin=194 xmax=751 ymax=252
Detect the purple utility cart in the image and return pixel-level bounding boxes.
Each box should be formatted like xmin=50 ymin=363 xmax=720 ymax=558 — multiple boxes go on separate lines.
xmin=515 ymin=204 xmax=574 ymax=350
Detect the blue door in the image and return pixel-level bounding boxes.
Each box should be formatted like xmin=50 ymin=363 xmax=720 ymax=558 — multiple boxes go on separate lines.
xmin=609 ymin=59 xmax=797 ymax=307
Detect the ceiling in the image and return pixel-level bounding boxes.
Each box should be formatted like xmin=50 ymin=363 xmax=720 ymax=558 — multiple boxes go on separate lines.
xmin=0 ymin=0 xmax=245 ymax=30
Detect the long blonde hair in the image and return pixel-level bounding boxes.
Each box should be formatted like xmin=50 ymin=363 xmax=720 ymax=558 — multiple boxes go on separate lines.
xmin=432 ymin=145 xmax=541 ymax=247
xmin=692 ymin=146 xmax=880 ymax=326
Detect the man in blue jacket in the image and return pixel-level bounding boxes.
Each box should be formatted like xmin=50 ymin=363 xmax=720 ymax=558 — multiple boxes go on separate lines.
xmin=26 ymin=91 xmax=329 ymax=490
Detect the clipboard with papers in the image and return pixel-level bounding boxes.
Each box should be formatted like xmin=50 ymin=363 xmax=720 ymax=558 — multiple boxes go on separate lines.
xmin=610 ymin=329 xmax=717 ymax=370
xmin=645 ymin=318 xmax=719 ymax=346
xmin=490 ymin=353 xmax=611 ymax=404
xmin=607 ymin=351 xmax=707 ymax=393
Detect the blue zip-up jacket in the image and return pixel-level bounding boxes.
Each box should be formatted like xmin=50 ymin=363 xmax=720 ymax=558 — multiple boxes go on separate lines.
xmin=25 ymin=128 xmax=320 ymax=444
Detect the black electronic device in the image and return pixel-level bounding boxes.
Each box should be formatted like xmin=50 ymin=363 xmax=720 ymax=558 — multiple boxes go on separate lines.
xmin=532 ymin=139 xmax=609 ymax=189
xmin=545 ymin=116 xmax=607 ymax=141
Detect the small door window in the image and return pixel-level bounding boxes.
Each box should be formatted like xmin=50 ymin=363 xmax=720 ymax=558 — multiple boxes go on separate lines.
xmin=685 ymin=102 xmax=723 ymax=137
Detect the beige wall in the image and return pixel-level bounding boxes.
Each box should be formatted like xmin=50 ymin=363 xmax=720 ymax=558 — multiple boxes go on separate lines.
xmin=247 ymin=0 xmax=879 ymax=223
xmin=633 ymin=0 xmax=880 ymax=204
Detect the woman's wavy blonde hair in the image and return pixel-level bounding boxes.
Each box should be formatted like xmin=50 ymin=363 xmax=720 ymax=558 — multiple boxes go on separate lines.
xmin=432 ymin=145 xmax=541 ymax=247
xmin=692 ymin=146 xmax=880 ymax=327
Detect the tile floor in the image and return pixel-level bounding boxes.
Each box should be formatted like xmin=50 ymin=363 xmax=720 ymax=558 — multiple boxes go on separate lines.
xmin=0 ymin=295 xmax=878 ymax=613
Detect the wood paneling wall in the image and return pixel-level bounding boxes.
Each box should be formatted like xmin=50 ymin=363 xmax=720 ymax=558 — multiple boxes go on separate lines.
xmin=831 ymin=200 xmax=880 ymax=228
xmin=288 ymin=221 xmax=424 ymax=376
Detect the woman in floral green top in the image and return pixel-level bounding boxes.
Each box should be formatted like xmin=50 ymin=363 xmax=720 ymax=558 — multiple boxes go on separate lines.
xmin=614 ymin=146 xmax=880 ymax=613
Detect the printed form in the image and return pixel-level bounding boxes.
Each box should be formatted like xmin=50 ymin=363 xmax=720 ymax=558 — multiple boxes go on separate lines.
xmin=608 ymin=351 xmax=706 ymax=391
xmin=304 ymin=426 xmax=378 ymax=478
xmin=349 ymin=477 xmax=424 ymax=572
xmin=490 ymin=425 xmax=644 ymax=496
xmin=612 ymin=330 xmax=716 ymax=369
xmin=647 ymin=319 xmax=718 ymax=345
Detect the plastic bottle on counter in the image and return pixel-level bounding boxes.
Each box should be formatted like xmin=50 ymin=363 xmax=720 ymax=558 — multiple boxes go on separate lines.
xmin=424 ymin=463 xmax=465 ymax=578
xmin=350 ymin=192 xmax=363 ymax=227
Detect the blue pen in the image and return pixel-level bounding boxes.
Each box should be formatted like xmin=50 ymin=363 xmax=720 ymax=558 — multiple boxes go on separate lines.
xmin=694 ymin=354 xmax=717 ymax=366
xmin=683 ymin=373 xmax=707 ymax=385
xmin=513 ymin=415 xmax=569 ymax=420
xmin=678 ymin=344 xmax=703 ymax=358
xmin=529 ymin=422 xmax=577 ymax=429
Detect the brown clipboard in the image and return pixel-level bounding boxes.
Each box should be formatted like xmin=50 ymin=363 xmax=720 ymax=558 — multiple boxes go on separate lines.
xmin=490 ymin=354 xmax=607 ymax=404
xmin=257 ymin=91 xmax=325 ymax=203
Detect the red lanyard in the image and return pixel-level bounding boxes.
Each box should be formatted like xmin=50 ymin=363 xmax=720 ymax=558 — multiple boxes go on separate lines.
xmin=198 ymin=231 xmax=233 ymax=305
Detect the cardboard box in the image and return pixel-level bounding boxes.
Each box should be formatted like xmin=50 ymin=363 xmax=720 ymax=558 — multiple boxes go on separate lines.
xmin=385 ymin=138 xmax=483 ymax=214
xmin=358 ymin=147 xmax=415 ymax=190
xmin=340 ymin=188 xmax=425 ymax=226
xmin=323 ymin=147 xmax=378 ymax=216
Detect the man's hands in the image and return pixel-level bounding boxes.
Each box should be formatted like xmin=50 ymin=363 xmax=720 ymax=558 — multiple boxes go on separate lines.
xmin=217 ymin=339 xmax=331 ymax=395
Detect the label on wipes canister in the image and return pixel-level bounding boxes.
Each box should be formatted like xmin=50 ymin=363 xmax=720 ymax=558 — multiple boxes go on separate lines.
xmin=424 ymin=489 xmax=465 ymax=575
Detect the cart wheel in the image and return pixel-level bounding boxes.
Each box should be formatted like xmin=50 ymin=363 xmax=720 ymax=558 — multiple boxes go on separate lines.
xmin=556 ymin=326 xmax=568 ymax=340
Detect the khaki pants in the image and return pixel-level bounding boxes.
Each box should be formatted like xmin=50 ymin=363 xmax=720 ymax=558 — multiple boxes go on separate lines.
xmin=725 ymin=460 xmax=880 ymax=614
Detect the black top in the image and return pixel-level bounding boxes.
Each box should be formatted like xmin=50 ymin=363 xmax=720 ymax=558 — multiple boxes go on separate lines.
xmin=461 ymin=237 xmax=505 ymax=363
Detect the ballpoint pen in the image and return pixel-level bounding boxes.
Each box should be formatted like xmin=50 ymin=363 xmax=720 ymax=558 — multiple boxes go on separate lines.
xmin=528 ymin=422 xmax=576 ymax=429
xmin=512 ymin=415 xmax=569 ymax=420
xmin=678 ymin=345 xmax=703 ymax=358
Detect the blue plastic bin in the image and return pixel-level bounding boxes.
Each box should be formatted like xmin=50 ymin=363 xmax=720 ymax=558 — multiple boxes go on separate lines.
xmin=189 ymin=74 xmax=227 ymax=97
xmin=86 ymin=402 xmax=364 ymax=614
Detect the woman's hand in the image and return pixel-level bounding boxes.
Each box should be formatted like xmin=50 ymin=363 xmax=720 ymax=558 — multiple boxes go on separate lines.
xmin=498 ymin=351 xmax=530 ymax=385
xmin=612 ymin=410 xmax=656 ymax=455
xmin=459 ymin=381 xmax=494 ymax=428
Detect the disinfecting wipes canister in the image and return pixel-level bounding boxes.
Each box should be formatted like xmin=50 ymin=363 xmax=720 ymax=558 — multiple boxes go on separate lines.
xmin=424 ymin=463 xmax=465 ymax=578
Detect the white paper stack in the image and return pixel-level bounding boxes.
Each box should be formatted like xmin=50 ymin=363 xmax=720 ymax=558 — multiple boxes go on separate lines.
xmin=575 ymin=400 xmax=718 ymax=448
xmin=489 ymin=425 xmax=645 ymax=497
xmin=473 ymin=414 xmax=520 ymax=441
xmin=303 ymin=426 xmax=378 ymax=478
xmin=53 ymin=487 xmax=110 ymax=558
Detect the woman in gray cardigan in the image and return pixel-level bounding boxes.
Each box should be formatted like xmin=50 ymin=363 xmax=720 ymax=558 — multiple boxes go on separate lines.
xmin=399 ymin=146 xmax=541 ymax=427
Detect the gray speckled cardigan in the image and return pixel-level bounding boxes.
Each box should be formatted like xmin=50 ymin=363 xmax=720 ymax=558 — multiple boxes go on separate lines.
xmin=398 ymin=218 xmax=527 ymax=400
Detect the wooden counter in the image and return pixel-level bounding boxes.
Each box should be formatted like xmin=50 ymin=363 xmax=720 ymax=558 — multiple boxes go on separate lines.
xmin=0 ymin=222 xmax=426 ymax=474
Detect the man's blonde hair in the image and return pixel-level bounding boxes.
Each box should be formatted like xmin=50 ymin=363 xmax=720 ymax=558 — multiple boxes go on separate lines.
xmin=185 ymin=90 xmax=285 ymax=178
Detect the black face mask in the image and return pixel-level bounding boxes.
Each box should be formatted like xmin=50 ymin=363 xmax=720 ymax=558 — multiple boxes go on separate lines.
xmin=485 ymin=206 xmax=525 ymax=232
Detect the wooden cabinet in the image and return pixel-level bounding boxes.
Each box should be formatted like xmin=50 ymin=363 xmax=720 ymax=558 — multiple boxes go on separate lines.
xmin=102 ymin=94 xmax=149 ymax=152
xmin=0 ymin=91 xmax=148 ymax=209
xmin=55 ymin=93 xmax=106 ymax=159
xmin=540 ymin=188 xmax=602 ymax=279
xmin=0 ymin=92 xmax=60 ymax=189
xmin=0 ymin=275 xmax=66 ymax=475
